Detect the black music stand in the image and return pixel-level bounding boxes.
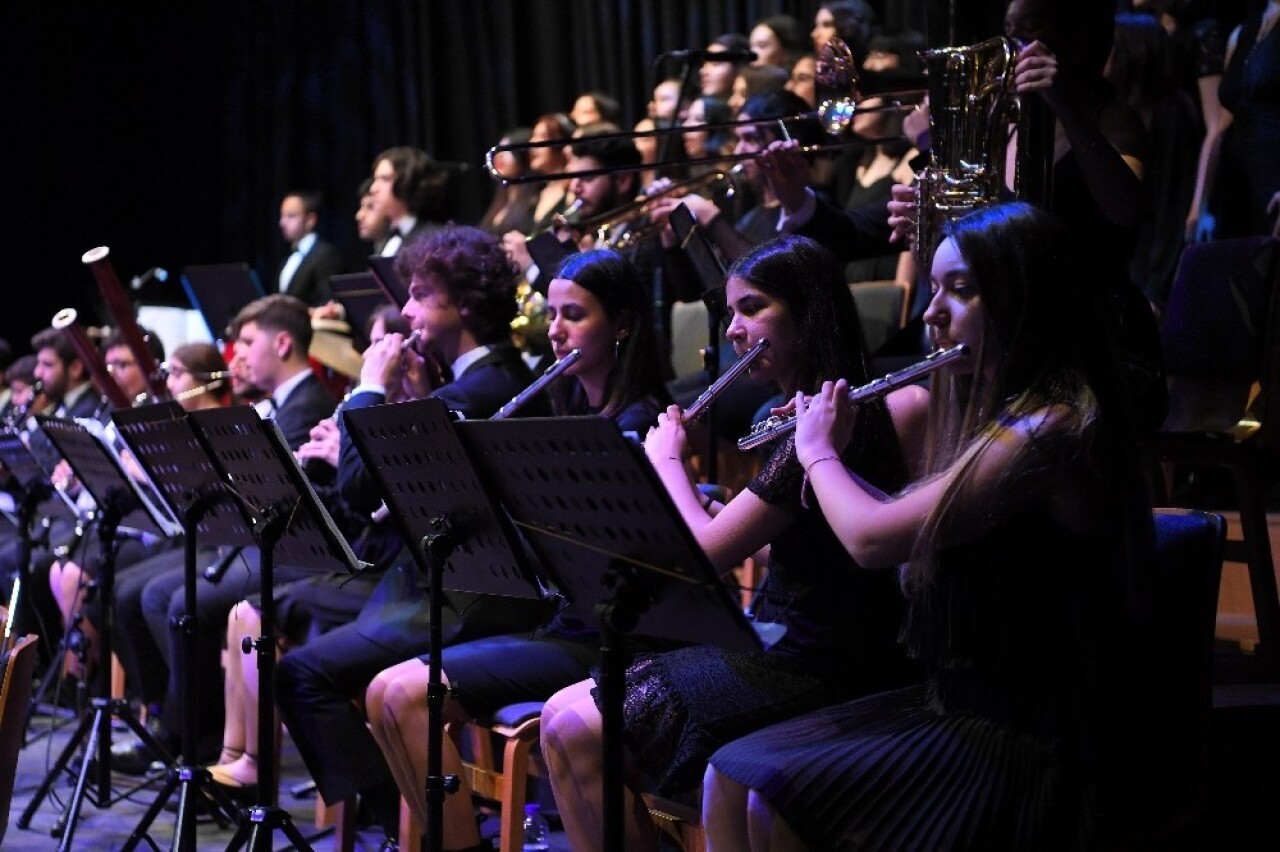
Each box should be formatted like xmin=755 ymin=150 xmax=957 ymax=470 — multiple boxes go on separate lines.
xmin=181 ymin=263 xmax=266 ymax=342
xmin=1 ymin=426 xmax=98 ymax=739
xmin=17 ymin=416 xmax=180 ymax=850
xmin=111 ymin=401 xmax=259 ymax=850
xmin=0 ymin=427 xmax=56 ymax=657
xmin=525 ymin=232 xmax=576 ymax=291
xmin=343 ymin=398 xmax=546 ymax=852
xmin=187 ymin=405 xmax=364 ymax=852
xmin=670 ymin=202 xmax=729 ymax=482
xmin=368 ymin=255 xmax=409 ymax=308
xmin=328 ymin=272 xmax=391 ymax=350
xmin=456 ymin=416 xmax=762 ymax=851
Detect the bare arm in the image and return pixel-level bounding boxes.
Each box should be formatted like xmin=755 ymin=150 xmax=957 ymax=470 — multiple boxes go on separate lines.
xmin=794 ymin=380 xmax=1067 ymax=569
xmin=1188 ymin=26 xmax=1241 ymax=241
xmin=645 ymin=404 xmax=793 ymax=571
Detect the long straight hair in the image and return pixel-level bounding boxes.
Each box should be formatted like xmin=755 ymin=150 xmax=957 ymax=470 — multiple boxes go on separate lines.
xmin=908 ymin=203 xmax=1149 ymax=595
xmin=726 ymin=234 xmax=871 ymax=397
xmin=546 ymin=249 xmax=669 ymax=418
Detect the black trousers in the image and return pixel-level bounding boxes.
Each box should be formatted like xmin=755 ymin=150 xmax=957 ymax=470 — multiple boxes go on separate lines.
xmin=275 ymin=613 xmax=434 ymax=805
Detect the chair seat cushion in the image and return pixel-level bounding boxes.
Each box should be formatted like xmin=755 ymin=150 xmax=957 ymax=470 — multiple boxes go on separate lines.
xmin=486 ymin=701 xmax=545 ymax=728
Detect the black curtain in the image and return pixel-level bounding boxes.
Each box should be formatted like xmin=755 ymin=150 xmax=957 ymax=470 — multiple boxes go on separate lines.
xmin=1 ymin=0 xmax=927 ymax=353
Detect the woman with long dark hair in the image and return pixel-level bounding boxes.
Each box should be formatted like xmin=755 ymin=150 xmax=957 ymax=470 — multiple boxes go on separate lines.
xmin=541 ymin=234 xmax=929 ymax=850
xmin=362 ymin=248 xmax=668 ymax=850
xmin=704 ymin=203 xmax=1157 ymax=850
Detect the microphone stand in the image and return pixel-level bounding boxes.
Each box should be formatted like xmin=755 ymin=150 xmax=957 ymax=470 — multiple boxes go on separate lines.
xmin=655 ymin=54 xmax=700 ymax=174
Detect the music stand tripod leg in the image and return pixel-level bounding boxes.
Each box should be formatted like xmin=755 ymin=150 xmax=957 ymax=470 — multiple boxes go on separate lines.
xmin=124 ymin=489 xmax=240 ymax=851
xmin=420 ymin=514 xmax=461 ymax=852
xmin=595 ymin=563 xmax=648 ymax=852
xmin=16 ymin=496 xmax=175 ymax=849
xmin=225 ymin=503 xmax=314 ymax=852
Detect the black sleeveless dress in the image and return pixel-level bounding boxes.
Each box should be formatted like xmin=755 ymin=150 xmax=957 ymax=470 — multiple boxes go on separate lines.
xmin=710 ymin=509 xmax=1118 ymax=850
xmin=595 ymin=400 xmax=915 ymax=796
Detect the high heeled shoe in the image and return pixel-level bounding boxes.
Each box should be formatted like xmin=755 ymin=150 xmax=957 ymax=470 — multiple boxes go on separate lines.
xmin=206 ymin=753 xmax=258 ymax=803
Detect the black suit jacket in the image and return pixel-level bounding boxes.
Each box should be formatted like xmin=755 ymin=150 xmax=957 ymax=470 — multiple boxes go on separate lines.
xmin=279 ymin=238 xmax=343 ymax=307
xmin=273 ymin=372 xmax=337 ymax=451
xmin=337 ymin=343 xmax=542 ymax=514
xmin=797 ymin=197 xmax=898 ymax=264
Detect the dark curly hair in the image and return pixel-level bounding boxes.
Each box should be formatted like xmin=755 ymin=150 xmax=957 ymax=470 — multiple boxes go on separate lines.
xmin=372 ymin=146 xmax=450 ymax=221
xmin=395 ymin=226 xmax=518 ymax=345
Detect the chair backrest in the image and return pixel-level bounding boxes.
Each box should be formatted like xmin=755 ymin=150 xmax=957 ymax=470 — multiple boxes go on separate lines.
xmin=1160 ymin=237 xmax=1280 ymax=436
xmin=0 ymin=634 xmax=39 ymax=845
xmin=849 ymin=281 xmax=906 ymax=355
xmin=670 ymin=299 xmax=711 ymax=379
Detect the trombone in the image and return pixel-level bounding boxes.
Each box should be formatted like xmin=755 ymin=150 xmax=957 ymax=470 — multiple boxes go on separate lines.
xmin=485 ymin=39 xmax=925 ymax=185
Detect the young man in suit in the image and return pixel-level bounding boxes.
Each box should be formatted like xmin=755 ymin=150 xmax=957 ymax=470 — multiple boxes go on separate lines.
xmin=369 ymin=146 xmax=450 ymax=257
xmin=279 ymin=226 xmax=549 ymax=843
xmin=112 ymin=295 xmax=335 ymax=772
xmin=232 ymin=293 xmax=336 ymax=450
xmin=277 ymin=191 xmax=343 ymax=308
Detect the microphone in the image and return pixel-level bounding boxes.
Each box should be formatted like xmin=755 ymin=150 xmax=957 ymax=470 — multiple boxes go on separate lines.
xmin=130 ymin=267 xmax=170 ymax=290
xmin=203 ymin=545 xmax=245 ymax=584
xmin=663 ymin=48 xmax=757 ymax=63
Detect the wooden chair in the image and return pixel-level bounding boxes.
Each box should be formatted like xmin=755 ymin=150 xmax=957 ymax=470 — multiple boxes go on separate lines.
xmin=1143 ymin=236 xmax=1280 ymax=672
xmin=396 ymin=701 xmax=544 ymax=852
xmin=645 ymin=791 xmax=706 ymax=852
xmin=1 ymin=634 xmax=40 ymax=845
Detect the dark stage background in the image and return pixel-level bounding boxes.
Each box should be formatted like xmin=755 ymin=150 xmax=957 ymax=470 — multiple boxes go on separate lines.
xmin=0 ymin=0 xmax=997 ymax=353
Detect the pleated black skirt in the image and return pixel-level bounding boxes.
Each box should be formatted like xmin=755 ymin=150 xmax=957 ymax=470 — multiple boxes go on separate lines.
xmin=709 ymin=684 xmax=1094 ymax=851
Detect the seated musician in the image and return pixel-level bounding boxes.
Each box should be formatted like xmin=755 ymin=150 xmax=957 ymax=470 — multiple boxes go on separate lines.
xmin=47 ymin=328 xmax=171 ymax=684
xmin=363 ymin=248 xmax=670 ymax=850
xmin=337 ymin=225 xmax=546 ymax=514
xmin=207 ymin=314 xmax=410 ymax=796
xmin=540 ymin=235 xmax=927 ymax=851
xmin=648 ymin=90 xmax=827 ymax=263
xmin=113 ymin=297 xmax=334 ymax=772
xmin=703 ymin=202 xmax=1161 ymax=850
xmin=277 ymin=225 xmax=550 ymax=843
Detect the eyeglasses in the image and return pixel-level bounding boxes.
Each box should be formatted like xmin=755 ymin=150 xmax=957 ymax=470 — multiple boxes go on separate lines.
xmin=105 ymin=359 xmax=138 ymax=372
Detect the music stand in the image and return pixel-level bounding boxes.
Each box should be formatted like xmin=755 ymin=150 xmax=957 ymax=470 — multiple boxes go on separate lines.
xmin=525 ymin=232 xmax=576 ymax=290
xmin=0 ymin=428 xmax=55 ymax=656
xmin=17 ymin=416 xmax=181 ymax=851
xmin=670 ymin=202 xmax=729 ymax=482
xmin=368 ymin=255 xmax=409 ymax=309
xmin=328 ymin=272 xmax=391 ymax=350
xmin=181 ymin=263 xmax=266 ymax=342
xmin=343 ymin=398 xmax=545 ymax=852
xmin=187 ymin=405 xmax=364 ymax=852
xmin=1 ymin=425 xmax=96 ymax=738
xmin=110 ymin=401 xmax=258 ymax=850
xmin=456 ymin=416 xmax=762 ymax=850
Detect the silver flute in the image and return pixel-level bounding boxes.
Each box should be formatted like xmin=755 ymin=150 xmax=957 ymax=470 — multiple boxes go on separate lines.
xmin=491 ymin=348 xmax=583 ymax=420
xmin=737 ymin=343 xmax=970 ymax=451
xmin=680 ymin=338 xmax=771 ymax=424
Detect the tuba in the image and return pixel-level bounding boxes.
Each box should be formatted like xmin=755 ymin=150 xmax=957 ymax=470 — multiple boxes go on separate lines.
xmin=912 ymin=37 xmax=1026 ymax=263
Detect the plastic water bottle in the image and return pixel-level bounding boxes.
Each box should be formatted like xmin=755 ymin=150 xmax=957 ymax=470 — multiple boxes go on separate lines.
xmin=522 ymin=802 xmax=551 ymax=851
